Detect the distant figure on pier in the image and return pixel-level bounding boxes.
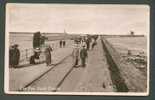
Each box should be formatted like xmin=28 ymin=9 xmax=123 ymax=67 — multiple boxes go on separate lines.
xmin=45 ymin=45 xmax=53 ymax=66
xmin=93 ymin=35 xmax=98 ymax=41
xmin=59 ymin=40 xmax=62 ymax=48
xmin=62 ymin=40 xmax=66 ymax=47
xmin=91 ymin=38 xmax=97 ymax=50
xmin=12 ymin=44 xmax=20 ymax=68
xmin=85 ymin=37 xmax=91 ymax=50
xmin=127 ymin=50 xmax=132 ymax=56
xmin=80 ymin=45 xmax=88 ymax=67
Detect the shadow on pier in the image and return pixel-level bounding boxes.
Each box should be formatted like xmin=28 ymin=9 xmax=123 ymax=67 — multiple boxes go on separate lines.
xmin=101 ymin=37 xmax=129 ymax=92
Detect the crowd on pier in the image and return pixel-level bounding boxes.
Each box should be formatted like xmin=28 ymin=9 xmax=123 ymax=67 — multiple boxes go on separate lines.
xmin=9 ymin=31 xmax=98 ymax=68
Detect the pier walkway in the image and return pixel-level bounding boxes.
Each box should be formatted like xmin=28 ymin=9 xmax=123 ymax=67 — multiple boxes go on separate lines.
xmin=9 ymin=46 xmax=73 ymax=91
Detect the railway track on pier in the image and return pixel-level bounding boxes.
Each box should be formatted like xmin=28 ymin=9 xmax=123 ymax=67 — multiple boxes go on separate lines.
xmin=16 ymin=36 xmax=146 ymax=93
xmin=20 ymin=50 xmax=77 ymax=92
xmin=19 ymin=37 xmax=129 ymax=92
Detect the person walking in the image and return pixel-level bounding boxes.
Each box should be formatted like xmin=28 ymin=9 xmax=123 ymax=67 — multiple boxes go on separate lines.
xmin=44 ymin=45 xmax=53 ymax=66
xmin=12 ymin=44 xmax=20 ymax=68
xmin=80 ymin=45 xmax=88 ymax=67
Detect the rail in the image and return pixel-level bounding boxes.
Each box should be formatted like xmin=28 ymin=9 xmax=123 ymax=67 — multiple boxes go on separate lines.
xmin=19 ymin=49 xmax=76 ymax=91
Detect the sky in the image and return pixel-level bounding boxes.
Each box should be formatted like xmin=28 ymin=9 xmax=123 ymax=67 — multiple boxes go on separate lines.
xmin=6 ymin=4 xmax=150 ymax=35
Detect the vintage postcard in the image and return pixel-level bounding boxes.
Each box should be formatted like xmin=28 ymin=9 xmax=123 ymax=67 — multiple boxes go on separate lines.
xmin=5 ymin=3 xmax=150 ymax=96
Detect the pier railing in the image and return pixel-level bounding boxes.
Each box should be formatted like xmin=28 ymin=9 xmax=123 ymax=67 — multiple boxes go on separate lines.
xmin=20 ymin=48 xmax=34 ymax=62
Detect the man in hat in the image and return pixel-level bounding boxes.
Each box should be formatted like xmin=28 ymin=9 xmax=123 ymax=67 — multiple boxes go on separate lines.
xmin=80 ymin=45 xmax=88 ymax=67
xmin=12 ymin=44 xmax=20 ymax=68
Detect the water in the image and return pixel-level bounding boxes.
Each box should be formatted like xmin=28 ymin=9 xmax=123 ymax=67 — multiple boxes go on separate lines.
xmin=106 ymin=37 xmax=147 ymax=56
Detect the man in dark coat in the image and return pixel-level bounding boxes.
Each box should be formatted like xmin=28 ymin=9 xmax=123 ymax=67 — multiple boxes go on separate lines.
xmin=60 ymin=40 xmax=62 ymax=48
xmin=12 ymin=44 xmax=20 ymax=68
xmin=45 ymin=45 xmax=53 ymax=66
xmin=80 ymin=45 xmax=88 ymax=67
xmin=62 ymin=40 xmax=66 ymax=47
xmin=85 ymin=37 xmax=91 ymax=50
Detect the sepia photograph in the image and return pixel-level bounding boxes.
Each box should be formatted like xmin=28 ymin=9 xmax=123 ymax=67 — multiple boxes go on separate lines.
xmin=5 ymin=3 xmax=149 ymax=96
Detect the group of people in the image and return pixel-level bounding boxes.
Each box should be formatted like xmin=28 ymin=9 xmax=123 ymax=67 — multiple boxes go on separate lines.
xmin=29 ymin=45 xmax=53 ymax=66
xmin=73 ymin=35 xmax=98 ymax=67
xmin=9 ymin=44 xmax=20 ymax=68
xmin=9 ymin=32 xmax=98 ymax=68
xmin=59 ymin=40 xmax=66 ymax=48
xmin=30 ymin=31 xmax=53 ymax=66
xmin=79 ymin=35 xmax=98 ymax=51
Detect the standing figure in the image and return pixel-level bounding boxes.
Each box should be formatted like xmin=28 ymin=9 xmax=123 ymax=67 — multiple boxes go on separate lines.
xmin=60 ymin=40 xmax=62 ymax=48
xmin=62 ymin=40 xmax=66 ymax=47
xmin=73 ymin=43 xmax=80 ymax=67
xmin=85 ymin=38 xmax=91 ymax=50
xmin=44 ymin=45 xmax=53 ymax=66
xmin=80 ymin=45 xmax=88 ymax=67
xmin=12 ymin=44 xmax=20 ymax=68
xmin=91 ymin=38 xmax=97 ymax=50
